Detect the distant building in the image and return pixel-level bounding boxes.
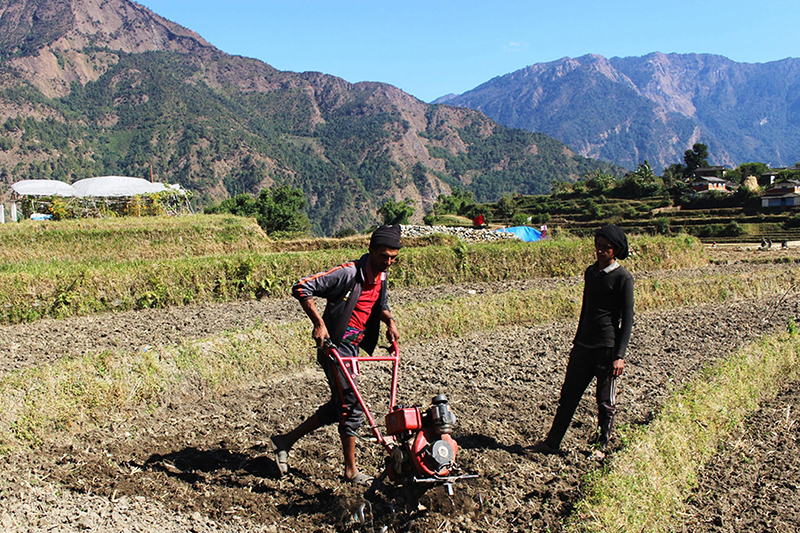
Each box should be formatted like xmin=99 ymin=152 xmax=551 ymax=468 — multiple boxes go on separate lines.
xmin=760 ymin=171 xmax=779 ymax=187
xmin=760 ymin=165 xmax=800 ymax=187
xmin=761 ymin=179 xmax=800 ymax=208
xmin=690 ymin=175 xmax=737 ymax=194
xmin=694 ymin=166 xmax=729 ymax=179
xmin=689 ymin=166 xmax=737 ymax=194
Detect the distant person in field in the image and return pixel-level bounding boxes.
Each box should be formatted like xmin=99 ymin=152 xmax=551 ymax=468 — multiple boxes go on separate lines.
xmin=271 ymin=225 xmax=401 ymax=487
xmin=531 ymin=224 xmax=634 ymax=460
xmin=473 ymin=213 xmax=486 ymax=228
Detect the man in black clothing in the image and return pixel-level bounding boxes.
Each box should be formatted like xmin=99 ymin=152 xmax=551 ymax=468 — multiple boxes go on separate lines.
xmin=532 ymin=224 xmax=634 ymax=459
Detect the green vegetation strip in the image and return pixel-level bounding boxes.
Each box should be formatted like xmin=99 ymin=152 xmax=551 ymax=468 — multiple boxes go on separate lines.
xmin=567 ymin=331 xmax=800 ymax=533
xmin=0 ymin=214 xmax=452 ymax=265
xmin=1 ymin=263 xmax=796 ymax=452
xmin=0 ymin=231 xmax=704 ymax=324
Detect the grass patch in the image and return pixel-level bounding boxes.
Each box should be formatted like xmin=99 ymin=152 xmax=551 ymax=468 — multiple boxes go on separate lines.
xmin=0 ymin=214 xmax=453 ymax=266
xmin=396 ymin=264 xmax=798 ymax=341
xmin=567 ymin=331 xmax=800 ymax=533
xmin=0 ymin=320 xmax=311 ymax=451
xmin=0 ymin=215 xmax=271 ymax=264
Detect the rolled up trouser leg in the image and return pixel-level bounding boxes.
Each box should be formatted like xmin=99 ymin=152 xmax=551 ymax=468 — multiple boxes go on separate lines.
xmin=318 ymin=343 xmax=364 ymax=437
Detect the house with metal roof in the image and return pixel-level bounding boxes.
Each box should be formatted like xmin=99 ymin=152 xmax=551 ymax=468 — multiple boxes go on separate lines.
xmin=761 ymin=179 xmax=800 ymax=208
xmin=690 ymin=175 xmax=738 ymax=194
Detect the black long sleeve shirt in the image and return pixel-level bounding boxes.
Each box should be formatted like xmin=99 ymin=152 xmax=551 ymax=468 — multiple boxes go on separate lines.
xmin=573 ymin=261 xmax=634 ymax=360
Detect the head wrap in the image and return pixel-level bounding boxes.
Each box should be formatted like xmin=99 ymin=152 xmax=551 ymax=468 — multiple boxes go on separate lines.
xmin=370 ymin=224 xmax=402 ymax=249
xmin=595 ymin=224 xmax=629 ymax=260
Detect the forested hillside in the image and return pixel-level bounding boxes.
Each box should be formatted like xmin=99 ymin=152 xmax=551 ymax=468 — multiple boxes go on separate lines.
xmin=439 ymin=52 xmax=800 ymax=172
xmin=0 ymin=0 xmax=619 ymax=234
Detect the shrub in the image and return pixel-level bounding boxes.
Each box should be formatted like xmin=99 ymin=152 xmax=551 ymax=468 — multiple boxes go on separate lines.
xmin=530 ymin=212 xmax=550 ymax=224
xmin=784 ymin=214 xmax=800 ymax=229
xmin=654 ymin=217 xmax=670 ymax=235
xmin=720 ymin=221 xmax=744 ymax=237
xmin=511 ymin=213 xmax=531 ymax=226
xmin=204 ymin=187 xmax=310 ymax=237
xmin=333 ymin=228 xmax=358 ymax=238
xmin=378 ymin=198 xmax=415 ymax=225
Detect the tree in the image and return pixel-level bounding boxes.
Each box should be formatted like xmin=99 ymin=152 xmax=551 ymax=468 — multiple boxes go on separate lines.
xmin=256 ymin=185 xmax=311 ymax=237
xmin=377 ymin=198 xmax=415 ymax=225
xmin=203 ymin=193 xmax=257 ymax=217
xmin=616 ymin=161 xmax=662 ymax=197
xmin=584 ymin=170 xmax=615 ymax=193
xmin=205 ymin=187 xmax=311 ymax=237
xmin=683 ymin=143 xmax=709 ymax=178
xmin=452 ymin=188 xmax=476 ymax=216
xmin=223 ymin=155 xmax=267 ymax=196
xmin=411 ymin=162 xmax=429 ymax=195
xmin=550 ymin=180 xmax=573 ymax=196
xmin=632 ymin=161 xmax=661 ymax=194
xmin=662 ymin=163 xmax=686 ymax=189
xmin=735 ymin=162 xmax=769 ymax=184
xmin=496 ymin=193 xmax=517 ymax=221
xmin=432 ymin=188 xmax=475 ymax=216
xmin=334 ymin=227 xmax=358 ymax=238
xmin=777 ymin=167 xmax=800 ymax=181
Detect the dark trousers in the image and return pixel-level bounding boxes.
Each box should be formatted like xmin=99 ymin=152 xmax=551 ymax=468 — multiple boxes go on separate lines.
xmin=544 ymin=345 xmax=617 ymax=448
xmin=314 ymin=342 xmax=364 ymax=437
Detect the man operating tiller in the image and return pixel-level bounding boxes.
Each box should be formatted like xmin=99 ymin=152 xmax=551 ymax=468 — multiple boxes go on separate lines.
xmin=271 ymin=225 xmax=401 ymax=487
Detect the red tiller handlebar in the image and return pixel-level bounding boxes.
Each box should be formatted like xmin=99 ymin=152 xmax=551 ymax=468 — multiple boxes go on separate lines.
xmin=323 ymin=338 xmax=400 ymax=452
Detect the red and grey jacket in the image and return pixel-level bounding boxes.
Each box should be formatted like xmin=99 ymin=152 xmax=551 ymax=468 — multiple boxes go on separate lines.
xmin=291 ymin=253 xmax=390 ymax=355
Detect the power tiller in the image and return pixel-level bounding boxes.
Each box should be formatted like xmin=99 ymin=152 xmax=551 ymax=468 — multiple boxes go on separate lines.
xmin=323 ymin=339 xmax=477 ymax=499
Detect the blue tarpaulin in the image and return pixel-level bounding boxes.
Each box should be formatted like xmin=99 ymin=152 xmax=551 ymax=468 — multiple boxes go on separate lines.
xmin=495 ymin=226 xmax=544 ymax=242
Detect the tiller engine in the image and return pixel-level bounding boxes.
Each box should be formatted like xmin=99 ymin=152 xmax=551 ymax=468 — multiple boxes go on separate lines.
xmin=384 ymin=395 xmax=461 ymax=487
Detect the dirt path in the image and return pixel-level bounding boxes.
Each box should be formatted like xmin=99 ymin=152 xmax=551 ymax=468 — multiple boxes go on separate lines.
xmin=0 ymin=261 xmax=799 ymax=531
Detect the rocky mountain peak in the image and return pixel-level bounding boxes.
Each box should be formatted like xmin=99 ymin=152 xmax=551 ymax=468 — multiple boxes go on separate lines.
xmin=444 ymin=53 xmax=800 ymax=170
xmin=0 ymin=0 xmax=216 ymax=96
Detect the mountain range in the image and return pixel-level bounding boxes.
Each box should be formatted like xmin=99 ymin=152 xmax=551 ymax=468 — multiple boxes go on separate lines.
xmin=437 ymin=52 xmax=800 ymax=172
xmin=0 ymin=0 xmax=617 ymax=234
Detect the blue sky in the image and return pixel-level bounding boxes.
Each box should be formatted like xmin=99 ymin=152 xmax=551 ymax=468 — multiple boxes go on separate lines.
xmin=136 ymin=0 xmax=799 ymax=103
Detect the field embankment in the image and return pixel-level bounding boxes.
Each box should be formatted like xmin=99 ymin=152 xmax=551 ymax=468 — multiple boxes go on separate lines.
xmin=0 ymin=215 xmax=703 ymax=324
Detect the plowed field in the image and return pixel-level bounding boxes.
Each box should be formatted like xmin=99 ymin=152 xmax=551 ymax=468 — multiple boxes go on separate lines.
xmin=1 ymin=246 xmax=798 ymax=532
